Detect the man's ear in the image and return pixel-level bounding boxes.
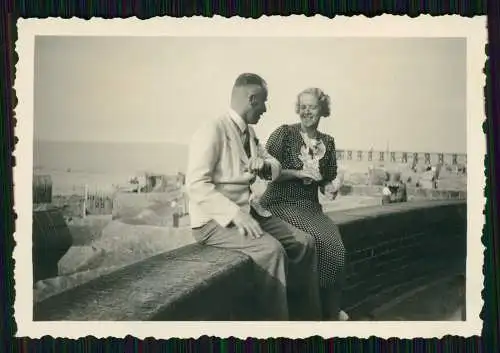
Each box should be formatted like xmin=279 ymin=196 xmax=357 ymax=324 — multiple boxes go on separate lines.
xmin=248 ymin=93 xmax=257 ymax=106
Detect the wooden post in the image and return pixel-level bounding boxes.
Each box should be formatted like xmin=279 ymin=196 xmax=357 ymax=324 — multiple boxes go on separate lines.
xmin=82 ymin=184 xmax=88 ymax=219
xmin=171 ymin=200 xmax=179 ymax=228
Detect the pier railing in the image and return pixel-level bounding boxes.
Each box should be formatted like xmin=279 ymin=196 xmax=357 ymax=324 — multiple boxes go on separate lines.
xmin=336 ymin=150 xmax=467 ymax=166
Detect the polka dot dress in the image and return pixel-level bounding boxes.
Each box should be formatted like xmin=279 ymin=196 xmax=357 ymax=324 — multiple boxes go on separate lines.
xmin=260 ymin=124 xmax=346 ymax=288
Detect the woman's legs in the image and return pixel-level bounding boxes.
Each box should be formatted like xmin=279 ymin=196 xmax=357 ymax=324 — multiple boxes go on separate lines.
xmin=268 ymin=204 xmax=347 ymax=320
xmin=320 ymin=267 xmax=346 ymax=320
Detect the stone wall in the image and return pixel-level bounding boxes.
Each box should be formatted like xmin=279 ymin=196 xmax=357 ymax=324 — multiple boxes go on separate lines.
xmin=34 ymin=200 xmax=466 ymax=321
xmin=339 ymin=184 xmax=467 ymax=201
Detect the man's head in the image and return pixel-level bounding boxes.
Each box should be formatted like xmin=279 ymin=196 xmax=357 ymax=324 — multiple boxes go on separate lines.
xmin=230 ymin=73 xmax=268 ymax=125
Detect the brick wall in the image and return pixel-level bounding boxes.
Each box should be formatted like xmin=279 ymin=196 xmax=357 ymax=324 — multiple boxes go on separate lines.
xmin=331 ymin=201 xmax=466 ymax=318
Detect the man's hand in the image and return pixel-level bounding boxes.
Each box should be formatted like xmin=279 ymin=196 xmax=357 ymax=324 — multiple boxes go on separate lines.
xmin=231 ymin=210 xmax=263 ymax=239
xmin=248 ymin=157 xmax=265 ymax=174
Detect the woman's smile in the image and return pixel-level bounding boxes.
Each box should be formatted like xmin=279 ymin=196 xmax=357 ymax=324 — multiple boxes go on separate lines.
xmin=301 ymin=113 xmax=317 ymax=125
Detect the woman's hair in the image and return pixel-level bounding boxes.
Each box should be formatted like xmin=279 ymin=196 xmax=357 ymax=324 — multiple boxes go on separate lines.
xmin=295 ymin=87 xmax=331 ymax=118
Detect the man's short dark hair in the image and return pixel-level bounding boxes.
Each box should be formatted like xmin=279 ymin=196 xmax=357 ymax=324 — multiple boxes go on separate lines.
xmin=233 ymin=73 xmax=267 ymax=89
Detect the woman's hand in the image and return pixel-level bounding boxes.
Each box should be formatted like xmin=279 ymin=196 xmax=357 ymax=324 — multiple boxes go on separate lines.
xmin=321 ymin=181 xmax=339 ymax=200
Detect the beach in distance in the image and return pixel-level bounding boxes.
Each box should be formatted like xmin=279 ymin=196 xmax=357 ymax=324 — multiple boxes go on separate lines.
xmin=34 ymin=140 xmax=189 ymax=194
xmin=34 ymin=140 xmax=467 ymax=195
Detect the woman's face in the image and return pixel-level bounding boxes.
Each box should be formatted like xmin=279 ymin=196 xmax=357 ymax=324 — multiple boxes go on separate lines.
xmin=298 ymin=93 xmax=321 ymax=129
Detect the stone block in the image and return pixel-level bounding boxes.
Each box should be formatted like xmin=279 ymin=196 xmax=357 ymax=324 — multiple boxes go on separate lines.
xmin=112 ymin=191 xmax=183 ymax=226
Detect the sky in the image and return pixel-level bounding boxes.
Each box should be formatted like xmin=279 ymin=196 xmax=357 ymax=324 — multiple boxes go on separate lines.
xmin=34 ymin=36 xmax=467 ymax=153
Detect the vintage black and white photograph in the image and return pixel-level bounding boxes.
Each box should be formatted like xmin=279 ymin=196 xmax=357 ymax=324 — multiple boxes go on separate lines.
xmin=15 ymin=16 xmax=485 ymax=338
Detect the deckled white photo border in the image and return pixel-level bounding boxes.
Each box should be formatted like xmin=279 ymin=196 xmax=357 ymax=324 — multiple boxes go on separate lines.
xmin=14 ymin=15 xmax=486 ymax=339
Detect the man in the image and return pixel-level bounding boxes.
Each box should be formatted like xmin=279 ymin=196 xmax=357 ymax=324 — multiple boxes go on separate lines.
xmin=186 ymin=73 xmax=321 ymax=320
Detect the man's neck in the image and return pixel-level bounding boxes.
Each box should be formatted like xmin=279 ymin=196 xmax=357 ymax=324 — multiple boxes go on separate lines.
xmin=228 ymin=107 xmax=249 ymax=134
xmin=229 ymin=106 xmax=249 ymax=127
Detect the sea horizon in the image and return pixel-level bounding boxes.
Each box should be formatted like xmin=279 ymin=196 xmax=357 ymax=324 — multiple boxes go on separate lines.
xmin=34 ymin=140 xmax=189 ymax=175
xmin=33 ymin=139 xmax=467 ymax=174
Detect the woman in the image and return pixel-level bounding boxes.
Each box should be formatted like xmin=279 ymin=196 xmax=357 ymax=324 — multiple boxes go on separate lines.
xmin=260 ymin=87 xmax=348 ymax=320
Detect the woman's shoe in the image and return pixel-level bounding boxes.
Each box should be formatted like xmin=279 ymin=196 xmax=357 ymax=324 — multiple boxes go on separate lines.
xmin=338 ymin=310 xmax=349 ymax=321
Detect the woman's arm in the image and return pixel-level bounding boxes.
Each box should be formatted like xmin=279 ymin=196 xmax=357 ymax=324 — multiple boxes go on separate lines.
xmin=265 ymin=125 xmax=321 ymax=183
xmin=266 ymin=125 xmax=299 ymax=182
xmin=274 ymin=169 xmax=313 ymax=182
xmin=265 ymin=125 xmax=288 ymax=160
xmin=319 ymin=136 xmax=338 ymax=185
xmin=274 ymin=169 xmax=299 ymax=182
xmin=319 ymin=136 xmax=339 ymax=195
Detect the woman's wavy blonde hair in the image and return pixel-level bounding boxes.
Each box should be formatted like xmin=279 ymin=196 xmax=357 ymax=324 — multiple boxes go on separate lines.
xmin=295 ymin=87 xmax=331 ymax=118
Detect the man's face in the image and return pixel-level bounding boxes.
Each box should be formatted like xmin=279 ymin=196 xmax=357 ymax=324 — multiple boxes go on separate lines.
xmin=247 ymin=87 xmax=268 ymax=125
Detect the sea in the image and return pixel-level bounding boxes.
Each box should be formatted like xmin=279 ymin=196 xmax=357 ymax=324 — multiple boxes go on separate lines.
xmin=32 ymin=140 xmax=467 ymax=196
xmin=33 ymin=140 xmax=189 ymax=195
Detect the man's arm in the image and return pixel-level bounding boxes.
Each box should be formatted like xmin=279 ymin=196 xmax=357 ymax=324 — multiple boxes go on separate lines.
xmin=257 ymin=146 xmax=281 ymax=181
xmin=251 ymin=130 xmax=281 ymax=181
xmin=186 ymin=121 xmax=240 ymax=227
